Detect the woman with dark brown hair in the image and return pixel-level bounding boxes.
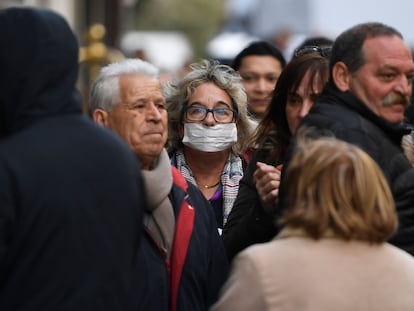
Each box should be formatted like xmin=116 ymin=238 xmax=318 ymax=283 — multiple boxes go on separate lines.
xmin=223 ymin=50 xmax=330 ymax=261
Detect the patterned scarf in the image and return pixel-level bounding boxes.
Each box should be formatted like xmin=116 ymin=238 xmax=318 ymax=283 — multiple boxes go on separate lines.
xmin=172 ymin=149 xmax=243 ymax=226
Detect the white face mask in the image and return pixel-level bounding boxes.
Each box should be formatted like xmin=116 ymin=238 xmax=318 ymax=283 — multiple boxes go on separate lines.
xmin=182 ymin=123 xmax=237 ymax=152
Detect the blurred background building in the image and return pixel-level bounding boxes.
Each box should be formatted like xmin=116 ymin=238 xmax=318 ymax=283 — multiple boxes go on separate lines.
xmin=1 ymin=0 xmax=129 ymax=110
xmin=2 ymin=0 xmax=414 ymax=110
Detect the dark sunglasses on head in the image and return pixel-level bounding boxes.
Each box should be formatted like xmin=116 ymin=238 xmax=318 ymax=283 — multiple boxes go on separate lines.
xmin=293 ymin=45 xmax=332 ymax=58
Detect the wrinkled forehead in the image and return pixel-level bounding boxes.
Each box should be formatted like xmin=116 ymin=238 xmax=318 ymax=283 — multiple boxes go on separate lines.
xmin=119 ymin=74 xmax=164 ymax=99
xmin=362 ymin=36 xmax=414 ymax=68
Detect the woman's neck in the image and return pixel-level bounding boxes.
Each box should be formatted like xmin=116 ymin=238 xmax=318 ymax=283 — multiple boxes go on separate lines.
xmin=183 ymin=146 xmax=229 ymax=185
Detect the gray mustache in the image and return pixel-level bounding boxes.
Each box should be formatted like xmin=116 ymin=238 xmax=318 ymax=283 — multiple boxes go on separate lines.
xmin=383 ymin=93 xmax=410 ymax=107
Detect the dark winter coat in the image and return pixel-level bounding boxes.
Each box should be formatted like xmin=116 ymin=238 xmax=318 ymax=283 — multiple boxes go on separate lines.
xmin=133 ymin=167 xmax=229 ymax=311
xmin=0 ymin=7 xmax=145 ymax=310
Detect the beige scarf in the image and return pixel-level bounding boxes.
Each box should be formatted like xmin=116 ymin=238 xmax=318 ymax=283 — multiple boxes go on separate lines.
xmin=141 ymin=149 xmax=175 ymax=259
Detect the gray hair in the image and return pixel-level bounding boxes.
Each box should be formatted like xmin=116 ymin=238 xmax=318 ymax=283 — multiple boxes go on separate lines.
xmin=330 ymin=22 xmax=403 ymax=75
xmin=89 ymin=58 xmax=159 ymax=114
xmin=165 ymin=59 xmax=254 ymax=154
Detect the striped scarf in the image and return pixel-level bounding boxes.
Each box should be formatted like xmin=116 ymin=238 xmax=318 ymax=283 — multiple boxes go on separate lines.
xmin=171 ymin=149 xmax=244 ymax=226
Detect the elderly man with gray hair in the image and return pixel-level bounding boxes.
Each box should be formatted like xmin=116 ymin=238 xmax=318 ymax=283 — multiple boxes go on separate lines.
xmin=89 ymin=58 xmax=228 ymax=311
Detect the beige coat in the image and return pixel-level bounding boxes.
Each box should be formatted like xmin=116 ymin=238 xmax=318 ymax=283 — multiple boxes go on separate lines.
xmin=211 ymin=234 xmax=414 ymax=311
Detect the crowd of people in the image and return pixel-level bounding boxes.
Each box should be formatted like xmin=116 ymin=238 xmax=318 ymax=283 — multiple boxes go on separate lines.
xmin=1 ymin=6 xmax=414 ymax=311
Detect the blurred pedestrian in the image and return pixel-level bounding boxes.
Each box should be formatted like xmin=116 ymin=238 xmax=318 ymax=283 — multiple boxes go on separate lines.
xmin=232 ymin=41 xmax=286 ymax=122
xmin=295 ymin=35 xmax=334 ymax=51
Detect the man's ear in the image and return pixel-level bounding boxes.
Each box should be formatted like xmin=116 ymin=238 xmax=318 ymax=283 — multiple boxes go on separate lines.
xmin=332 ymin=61 xmax=351 ymax=92
xmin=92 ymin=109 xmax=109 ymax=126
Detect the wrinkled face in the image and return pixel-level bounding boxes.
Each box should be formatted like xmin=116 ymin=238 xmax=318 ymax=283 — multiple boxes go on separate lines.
xmin=347 ymin=36 xmax=414 ymax=124
xmin=106 ymin=74 xmax=167 ymax=169
xmin=286 ymin=71 xmax=322 ymax=134
xmin=238 ymin=55 xmax=283 ymax=119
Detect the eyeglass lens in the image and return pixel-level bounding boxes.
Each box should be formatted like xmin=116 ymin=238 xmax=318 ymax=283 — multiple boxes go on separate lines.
xmin=185 ymin=106 xmax=235 ymax=123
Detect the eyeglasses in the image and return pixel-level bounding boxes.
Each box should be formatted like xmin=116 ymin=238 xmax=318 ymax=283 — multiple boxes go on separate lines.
xmin=183 ymin=106 xmax=237 ymax=124
xmin=293 ymin=45 xmax=332 ymax=58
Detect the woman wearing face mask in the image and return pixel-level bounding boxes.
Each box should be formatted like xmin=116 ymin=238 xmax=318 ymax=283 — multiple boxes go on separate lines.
xmin=223 ymin=48 xmax=331 ymax=261
xmin=166 ymin=59 xmax=255 ymax=232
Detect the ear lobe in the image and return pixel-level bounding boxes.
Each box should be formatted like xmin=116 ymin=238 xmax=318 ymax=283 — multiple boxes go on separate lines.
xmin=332 ymin=62 xmax=351 ymax=92
xmin=92 ymin=109 xmax=109 ymax=126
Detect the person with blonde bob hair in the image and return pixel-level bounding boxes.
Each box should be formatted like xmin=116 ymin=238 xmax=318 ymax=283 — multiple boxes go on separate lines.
xmin=212 ymin=134 xmax=414 ymax=311
xmin=165 ymin=59 xmax=255 ymax=230
xmin=281 ymin=134 xmax=397 ymax=243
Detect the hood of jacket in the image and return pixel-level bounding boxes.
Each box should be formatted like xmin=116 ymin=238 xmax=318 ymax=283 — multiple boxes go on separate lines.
xmin=0 ymin=7 xmax=82 ymax=137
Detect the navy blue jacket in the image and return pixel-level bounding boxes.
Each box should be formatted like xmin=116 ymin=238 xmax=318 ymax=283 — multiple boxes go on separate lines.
xmin=133 ymin=167 xmax=229 ymax=311
xmin=0 ymin=8 xmax=145 ymax=310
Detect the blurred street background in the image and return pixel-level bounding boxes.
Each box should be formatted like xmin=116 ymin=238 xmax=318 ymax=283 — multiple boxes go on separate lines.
xmin=3 ymin=0 xmax=414 ymax=110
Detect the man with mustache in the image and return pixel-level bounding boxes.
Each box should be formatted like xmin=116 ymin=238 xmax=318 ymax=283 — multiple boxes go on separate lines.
xmin=280 ymin=22 xmax=414 ymax=256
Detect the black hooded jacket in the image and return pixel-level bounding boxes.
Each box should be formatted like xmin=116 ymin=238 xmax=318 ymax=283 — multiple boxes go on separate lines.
xmin=282 ymin=81 xmax=414 ymax=255
xmin=0 ymin=8 xmax=145 ymax=310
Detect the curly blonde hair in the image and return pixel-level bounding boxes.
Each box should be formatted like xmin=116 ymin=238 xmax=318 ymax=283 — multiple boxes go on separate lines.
xmin=164 ymin=59 xmax=255 ymax=155
xmin=281 ymin=131 xmax=397 ymax=244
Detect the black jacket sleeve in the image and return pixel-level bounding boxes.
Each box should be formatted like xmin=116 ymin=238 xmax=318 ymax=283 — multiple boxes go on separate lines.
xmin=222 ymin=151 xmax=279 ymax=262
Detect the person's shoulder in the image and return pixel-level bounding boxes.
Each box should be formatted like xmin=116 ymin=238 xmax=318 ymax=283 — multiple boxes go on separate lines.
xmin=303 ymin=98 xmax=361 ymax=135
xmin=238 ymin=236 xmax=297 ymax=260
xmin=75 ymin=117 xmax=141 ymax=169
xmin=86 ymin=119 xmax=133 ymax=149
xmin=308 ymin=97 xmax=351 ymax=118
xmin=230 ymin=238 xmax=302 ymax=279
xmin=383 ymin=243 xmax=414 ymax=265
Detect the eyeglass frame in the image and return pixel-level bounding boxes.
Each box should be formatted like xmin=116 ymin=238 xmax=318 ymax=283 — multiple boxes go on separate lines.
xmin=182 ymin=104 xmax=238 ymax=124
xmin=293 ymin=45 xmax=332 ymax=58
